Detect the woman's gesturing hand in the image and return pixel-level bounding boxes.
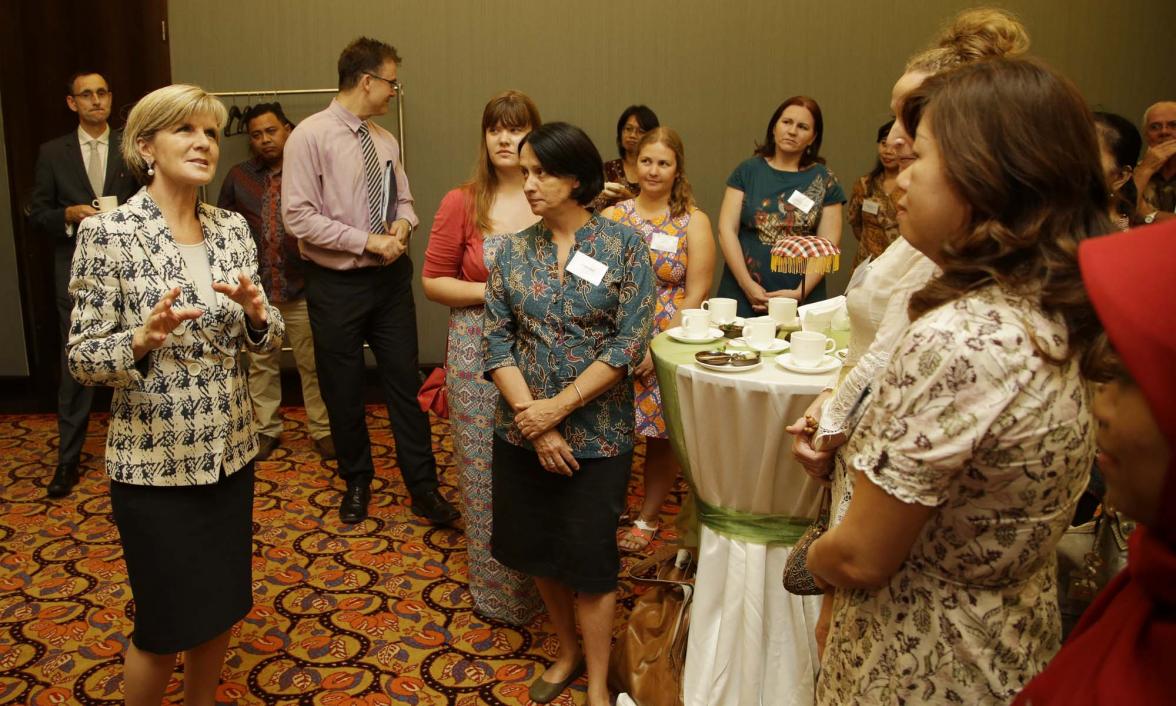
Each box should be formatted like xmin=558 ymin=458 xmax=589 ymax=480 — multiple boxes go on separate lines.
xmin=133 ymin=286 xmax=203 ymax=356
xmin=533 ymin=429 xmax=580 ymax=476
xmin=212 ymin=272 xmax=268 ymax=328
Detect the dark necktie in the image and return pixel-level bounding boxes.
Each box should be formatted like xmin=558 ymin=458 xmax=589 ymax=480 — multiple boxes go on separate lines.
xmin=357 ymin=123 xmax=383 ymax=233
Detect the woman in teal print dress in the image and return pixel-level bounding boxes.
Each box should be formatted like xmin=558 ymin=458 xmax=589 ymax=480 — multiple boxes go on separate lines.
xmin=422 ymin=91 xmax=544 ymax=624
xmin=602 ymin=127 xmax=715 ymax=551
xmin=716 ymin=95 xmax=846 ymax=315
xmin=484 ymin=122 xmax=655 ymax=706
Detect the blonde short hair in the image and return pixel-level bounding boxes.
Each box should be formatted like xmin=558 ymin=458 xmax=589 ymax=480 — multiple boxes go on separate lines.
xmin=121 ymin=84 xmax=227 ymax=183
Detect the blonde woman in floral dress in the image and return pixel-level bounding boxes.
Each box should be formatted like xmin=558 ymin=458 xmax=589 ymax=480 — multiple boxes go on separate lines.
xmin=603 ymin=128 xmax=714 ymax=551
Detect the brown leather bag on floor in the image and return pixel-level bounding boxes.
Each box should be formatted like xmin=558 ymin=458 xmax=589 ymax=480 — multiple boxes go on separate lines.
xmin=608 ymin=545 xmax=695 ymax=706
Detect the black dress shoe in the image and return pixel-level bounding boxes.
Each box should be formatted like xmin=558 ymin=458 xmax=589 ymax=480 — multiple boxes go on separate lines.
xmin=339 ymin=483 xmax=371 ymax=524
xmin=410 ymin=489 xmax=460 ymax=525
xmin=47 ymin=463 xmax=80 ymax=498
xmin=254 ymin=434 xmax=281 ymax=461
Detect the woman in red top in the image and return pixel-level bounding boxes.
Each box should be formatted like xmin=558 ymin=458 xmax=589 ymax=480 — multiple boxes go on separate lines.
xmin=422 ymin=90 xmax=544 ymax=624
xmin=1014 ymin=222 xmax=1176 ymax=705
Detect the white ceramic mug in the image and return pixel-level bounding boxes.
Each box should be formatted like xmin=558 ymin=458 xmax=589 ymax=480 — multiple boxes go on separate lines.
xmin=790 ymin=330 xmax=836 ymax=366
xmin=768 ymin=297 xmax=798 ymax=324
xmin=91 ymin=195 xmax=118 ymax=212
xmin=741 ymin=319 xmax=776 ymax=350
xmin=680 ymin=309 xmax=710 ymax=338
xmin=701 ymin=297 xmax=737 ymax=325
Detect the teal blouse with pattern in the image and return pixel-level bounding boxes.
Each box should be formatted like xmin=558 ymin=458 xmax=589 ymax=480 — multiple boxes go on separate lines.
xmin=483 ymin=215 xmax=655 ymax=458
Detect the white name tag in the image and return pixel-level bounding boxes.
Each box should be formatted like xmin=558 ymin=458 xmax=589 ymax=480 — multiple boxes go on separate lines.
xmin=566 ymin=251 xmax=608 ymax=286
xmin=787 ymin=189 xmax=816 ymax=214
xmin=862 ymin=199 xmax=880 ymax=215
xmin=650 ymin=233 xmax=678 ymax=253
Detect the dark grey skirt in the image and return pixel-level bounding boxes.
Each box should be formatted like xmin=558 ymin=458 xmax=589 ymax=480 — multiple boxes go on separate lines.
xmin=491 ymin=435 xmax=632 ymax=594
xmin=110 ymin=462 xmax=255 ymax=654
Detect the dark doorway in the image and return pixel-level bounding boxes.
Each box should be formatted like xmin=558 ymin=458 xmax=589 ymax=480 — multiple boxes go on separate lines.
xmin=0 ymin=0 xmax=171 ymax=411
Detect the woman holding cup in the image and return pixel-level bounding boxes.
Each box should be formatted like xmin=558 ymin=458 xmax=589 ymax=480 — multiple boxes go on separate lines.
xmin=602 ymin=127 xmax=715 ymax=551
xmin=715 ymin=95 xmax=845 ymax=316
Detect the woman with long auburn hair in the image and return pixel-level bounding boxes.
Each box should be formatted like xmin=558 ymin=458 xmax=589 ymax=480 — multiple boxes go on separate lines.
xmin=422 ymin=90 xmax=543 ymax=624
xmin=602 ymin=127 xmax=716 ymax=551
xmin=805 ymin=57 xmax=1111 ymax=705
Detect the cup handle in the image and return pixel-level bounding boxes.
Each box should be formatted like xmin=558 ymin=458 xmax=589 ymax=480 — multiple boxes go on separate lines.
xmin=91 ymin=198 xmax=100 ymax=209
xmin=825 ymin=338 xmax=837 ymax=353
xmin=701 ymin=301 xmax=711 ymax=310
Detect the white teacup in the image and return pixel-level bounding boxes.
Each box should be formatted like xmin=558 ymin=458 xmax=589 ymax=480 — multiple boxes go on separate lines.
xmin=91 ymin=195 xmax=118 ymax=212
xmin=741 ymin=319 xmax=777 ymax=350
xmin=680 ymin=309 xmax=710 ymax=338
xmin=790 ymin=330 xmax=836 ymax=366
xmin=768 ymin=297 xmax=798 ymax=325
xmin=702 ymin=297 xmax=737 ymax=325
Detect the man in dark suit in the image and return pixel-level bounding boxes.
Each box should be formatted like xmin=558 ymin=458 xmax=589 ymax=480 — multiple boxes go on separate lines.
xmin=29 ymin=71 xmax=138 ymax=498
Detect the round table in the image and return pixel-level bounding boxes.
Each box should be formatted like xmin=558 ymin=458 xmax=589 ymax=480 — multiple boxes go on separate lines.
xmin=651 ymin=331 xmax=841 ymax=706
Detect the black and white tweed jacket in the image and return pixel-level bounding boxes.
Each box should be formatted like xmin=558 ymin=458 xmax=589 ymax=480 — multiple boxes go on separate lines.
xmin=67 ymin=188 xmax=285 ymax=486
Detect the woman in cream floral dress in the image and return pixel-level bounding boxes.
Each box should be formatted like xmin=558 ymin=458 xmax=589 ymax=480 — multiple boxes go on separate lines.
xmin=805 ymin=59 xmax=1111 ymax=704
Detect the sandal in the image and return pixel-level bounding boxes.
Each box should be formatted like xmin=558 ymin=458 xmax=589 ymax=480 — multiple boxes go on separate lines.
xmin=618 ymin=517 xmax=659 ymax=552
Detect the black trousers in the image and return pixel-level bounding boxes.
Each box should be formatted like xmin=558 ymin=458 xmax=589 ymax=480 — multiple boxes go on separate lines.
xmin=304 ymin=257 xmax=438 ymax=496
xmin=55 ymin=244 xmax=94 ymax=467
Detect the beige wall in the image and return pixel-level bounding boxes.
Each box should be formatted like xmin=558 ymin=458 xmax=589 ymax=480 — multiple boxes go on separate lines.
xmin=169 ymin=0 xmax=1175 ymax=364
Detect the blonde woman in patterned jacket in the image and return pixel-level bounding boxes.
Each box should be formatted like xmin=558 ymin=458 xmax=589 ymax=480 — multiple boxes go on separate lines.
xmin=66 ymin=84 xmax=283 ymax=706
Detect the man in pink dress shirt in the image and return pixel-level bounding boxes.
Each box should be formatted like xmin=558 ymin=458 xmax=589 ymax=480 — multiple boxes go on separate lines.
xmin=282 ymin=37 xmax=457 ymax=526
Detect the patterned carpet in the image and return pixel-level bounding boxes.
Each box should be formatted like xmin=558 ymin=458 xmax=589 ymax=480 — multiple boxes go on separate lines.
xmin=0 ymin=407 xmax=679 ymax=705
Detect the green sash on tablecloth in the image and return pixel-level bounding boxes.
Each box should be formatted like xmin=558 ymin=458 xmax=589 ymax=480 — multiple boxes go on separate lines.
xmin=650 ymin=333 xmax=812 ymax=546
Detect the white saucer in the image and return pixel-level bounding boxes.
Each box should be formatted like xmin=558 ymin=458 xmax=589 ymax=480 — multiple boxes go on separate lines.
xmin=729 ymin=337 xmax=789 ymax=353
xmin=666 ymin=326 xmax=724 ymax=344
xmin=695 ymin=359 xmax=763 ymax=373
xmin=776 ymin=353 xmax=841 ymax=374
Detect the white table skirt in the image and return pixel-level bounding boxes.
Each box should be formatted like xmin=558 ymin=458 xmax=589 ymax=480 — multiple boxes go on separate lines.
xmin=685 ymin=527 xmax=822 ymax=706
xmin=675 ymin=360 xmax=839 ymax=706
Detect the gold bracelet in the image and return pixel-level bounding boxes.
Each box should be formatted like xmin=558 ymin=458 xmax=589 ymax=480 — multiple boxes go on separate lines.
xmin=572 ymin=381 xmax=586 ymax=407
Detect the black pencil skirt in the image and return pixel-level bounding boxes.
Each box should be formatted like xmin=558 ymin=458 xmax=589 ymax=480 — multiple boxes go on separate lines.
xmin=490 ymin=435 xmax=632 ymax=594
xmin=109 ymin=462 xmax=255 ymax=654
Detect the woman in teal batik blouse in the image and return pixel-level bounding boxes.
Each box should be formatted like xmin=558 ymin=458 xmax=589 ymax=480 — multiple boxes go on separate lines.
xmin=716 ymin=95 xmax=845 ymax=315
xmin=483 ymin=122 xmax=654 ymax=706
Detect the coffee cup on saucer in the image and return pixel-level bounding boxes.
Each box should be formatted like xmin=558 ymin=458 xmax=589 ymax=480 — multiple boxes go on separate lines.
xmin=702 ymin=297 xmax=737 ymax=325
xmin=789 ymin=330 xmax=836 ymax=366
xmin=680 ymin=309 xmax=710 ymax=338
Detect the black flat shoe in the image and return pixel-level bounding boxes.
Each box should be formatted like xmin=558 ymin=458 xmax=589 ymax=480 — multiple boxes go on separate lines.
xmin=47 ymin=463 xmax=80 ymax=498
xmin=529 ymin=658 xmax=586 ymax=704
xmin=410 ymin=489 xmax=460 ymax=525
xmin=339 ymin=483 xmax=371 ymax=524
xmin=254 ymin=434 xmax=281 ymax=461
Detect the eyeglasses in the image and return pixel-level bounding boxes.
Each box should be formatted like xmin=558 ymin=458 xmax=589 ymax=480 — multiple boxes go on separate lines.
xmin=73 ymin=89 xmax=110 ymax=101
xmin=363 ymin=73 xmax=401 ymax=95
xmin=622 ymin=125 xmax=646 ymax=136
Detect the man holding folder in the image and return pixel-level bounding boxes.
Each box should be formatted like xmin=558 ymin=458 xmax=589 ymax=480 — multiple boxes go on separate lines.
xmin=283 ymin=37 xmax=458 ymax=526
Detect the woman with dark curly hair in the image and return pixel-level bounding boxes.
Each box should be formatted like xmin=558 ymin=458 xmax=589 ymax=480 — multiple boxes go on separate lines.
xmin=806 ymin=57 xmax=1112 ymax=705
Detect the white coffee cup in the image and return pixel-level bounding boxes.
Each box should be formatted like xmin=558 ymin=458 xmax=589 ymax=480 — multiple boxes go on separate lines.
xmin=680 ymin=309 xmax=710 ymax=338
xmin=768 ymin=297 xmax=798 ymax=324
xmin=91 ymin=195 xmax=118 ymax=212
xmin=701 ymin=297 xmax=737 ymax=325
xmin=741 ymin=319 xmax=776 ymax=350
xmin=789 ymin=330 xmax=836 ymax=366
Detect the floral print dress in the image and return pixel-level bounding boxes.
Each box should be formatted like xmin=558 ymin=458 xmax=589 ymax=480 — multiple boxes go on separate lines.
xmin=602 ymin=200 xmax=692 ymax=438
xmin=817 ymin=285 xmax=1095 ymax=706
